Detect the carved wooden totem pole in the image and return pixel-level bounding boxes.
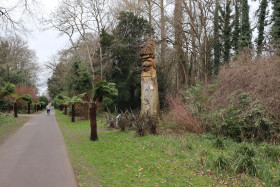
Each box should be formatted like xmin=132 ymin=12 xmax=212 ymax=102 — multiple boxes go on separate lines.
xmin=140 ymin=37 xmax=160 ymax=116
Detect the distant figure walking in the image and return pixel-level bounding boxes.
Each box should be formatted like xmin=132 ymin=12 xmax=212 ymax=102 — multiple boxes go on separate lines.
xmin=46 ymin=105 xmax=51 ymax=114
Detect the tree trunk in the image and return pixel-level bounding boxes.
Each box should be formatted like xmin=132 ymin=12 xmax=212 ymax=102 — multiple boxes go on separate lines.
xmin=28 ymin=103 xmax=30 ymax=114
xmin=7 ymin=65 xmax=10 ymax=82
xmin=174 ymin=0 xmax=185 ymax=90
xmin=64 ymin=105 xmax=67 ymax=115
xmin=160 ymin=0 xmax=166 ymax=65
xmin=7 ymin=99 xmax=11 ymax=113
xmin=148 ymin=0 xmax=152 ymax=36
xmin=89 ymin=102 xmax=98 ymax=141
xmin=14 ymin=102 xmax=18 ymax=118
xmin=71 ymin=104 xmax=75 ymax=122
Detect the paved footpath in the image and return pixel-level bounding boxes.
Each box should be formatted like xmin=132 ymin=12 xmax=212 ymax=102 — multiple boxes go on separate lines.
xmin=0 ymin=108 xmax=77 ymax=187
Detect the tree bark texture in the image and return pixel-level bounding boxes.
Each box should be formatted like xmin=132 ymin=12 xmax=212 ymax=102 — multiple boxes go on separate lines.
xmin=14 ymin=102 xmax=18 ymax=118
xmin=64 ymin=106 xmax=67 ymax=115
xmin=8 ymin=100 xmax=11 ymax=113
xmin=160 ymin=0 xmax=166 ymax=65
xmin=71 ymin=104 xmax=75 ymax=122
xmin=89 ymin=102 xmax=98 ymax=141
xmin=28 ymin=103 xmax=30 ymax=114
xmin=174 ymin=0 xmax=185 ymax=90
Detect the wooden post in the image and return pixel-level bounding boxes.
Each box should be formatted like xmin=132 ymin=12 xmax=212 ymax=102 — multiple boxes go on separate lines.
xmin=140 ymin=38 xmax=160 ymax=116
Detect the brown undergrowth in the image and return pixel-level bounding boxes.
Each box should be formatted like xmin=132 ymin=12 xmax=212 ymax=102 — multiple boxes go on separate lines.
xmin=212 ymin=54 xmax=280 ymax=122
xmin=166 ymin=95 xmax=205 ymax=134
xmin=164 ymin=54 xmax=280 ymax=141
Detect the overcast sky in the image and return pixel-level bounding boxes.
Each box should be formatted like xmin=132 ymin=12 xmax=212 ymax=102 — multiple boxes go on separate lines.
xmin=25 ymin=0 xmax=68 ymax=95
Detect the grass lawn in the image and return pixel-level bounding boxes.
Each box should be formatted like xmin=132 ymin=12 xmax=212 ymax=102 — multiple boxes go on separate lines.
xmin=55 ymin=110 xmax=280 ymax=186
xmin=0 ymin=113 xmax=30 ymax=144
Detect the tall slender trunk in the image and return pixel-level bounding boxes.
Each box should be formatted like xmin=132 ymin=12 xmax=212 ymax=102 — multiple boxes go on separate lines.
xmin=7 ymin=65 xmax=10 ymax=82
xmin=71 ymin=104 xmax=75 ymax=122
xmin=257 ymin=0 xmax=268 ymax=55
xmin=7 ymin=99 xmax=10 ymax=113
xmin=14 ymin=102 xmax=18 ymax=118
xmin=89 ymin=101 xmax=97 ymax=141
xmin=174 ymin=0 xmax=185 ymax=90
xmin=190 ymin=0 xmax=197 ymax=85
xmin=28 ymin=103 xmax=30 ymax=114
xmin=64 ymin=105 xmax=67 ymax=115
xmin=160 ymin=0 xmax=166 ymax=64
xmin=148 ymin=0 xmax=152 ymax=36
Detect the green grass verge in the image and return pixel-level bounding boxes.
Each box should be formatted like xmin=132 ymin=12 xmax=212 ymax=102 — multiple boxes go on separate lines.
xmin=0 ymin=113 xmax=30 ymax=144
xmin=55 ymin=110 xmax=280 ymax=186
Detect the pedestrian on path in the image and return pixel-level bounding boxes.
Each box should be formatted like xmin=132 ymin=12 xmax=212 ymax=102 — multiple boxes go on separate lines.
xmin=46 ymin=104 xmax=51 ymax=114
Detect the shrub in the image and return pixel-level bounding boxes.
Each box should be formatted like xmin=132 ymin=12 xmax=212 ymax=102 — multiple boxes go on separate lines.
xmin=116 ymin=111 xmax=158 ymax=136
xmin=133 ymin=115 xmax=158 ymax=136
xmin=118 ymin=112 xmax=134 ymax=131
xmin=167 ymin=94 xmax=205 ymax=134
xmin=212 ymin=56 xmax=280 ymax=123
xmin=213 ymin=154 xmax=231 ymax=171
xmin=134 ymin=116 xmax=146 ymax=136
xmin=213 ymin=93 xmax=278 ymax=142
xmin=233 ymin=143 xmax=259 ymax=176
xmin=261 ymin=144 xmax=280 ymax=161
xmin=213 ymin=137 xmax=225 ymax=149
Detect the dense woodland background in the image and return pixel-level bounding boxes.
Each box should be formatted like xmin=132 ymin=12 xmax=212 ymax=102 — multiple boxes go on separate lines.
xmin=0 ymin=0 xmax=280 ymax=141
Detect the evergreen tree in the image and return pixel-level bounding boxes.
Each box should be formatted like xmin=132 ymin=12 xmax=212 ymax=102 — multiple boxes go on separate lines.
xmin=101 ymin=12 xmax=153 ymax=110
xmin=256 ymin=0 xmax=268 ymax=55
xmin=271 ymin=0 xmax=280 ymax=52
xmin=67 ymin=56 xmax=92 ymax=96
xmin=213 ymin=0 xmax=221 ymax=75
xmin=232 ymin=0 xmax=241 ymax=54
xmin=222 ymin=0 xmax=232 ymax=63
xmin=239 ymin=0 xmax=252 ymax=50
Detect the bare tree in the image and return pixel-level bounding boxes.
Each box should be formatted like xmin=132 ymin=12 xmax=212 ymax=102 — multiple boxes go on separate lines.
xmin=181 ymin=0 xmax=215 ymax=85
xmin=0 ymin=35 xmax=39 ymax=86
xmin=84 ymin=0 xmax=111 ymax=79
xmin=0 ymin=0 xmax=40 ymax=36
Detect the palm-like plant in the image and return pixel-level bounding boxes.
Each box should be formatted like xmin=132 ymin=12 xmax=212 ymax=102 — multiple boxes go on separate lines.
xmin=36 ymin=101 xmax=46 ymax=111
xmin=19 ymin=94 xmax=32 ymax=114
xmin=89 ymin=80 xmax=118 ymax=141
xmin=13 ymin=94 xmax=33 ymax=117
xmin=0 ymin=83 xmax=33 ymax=117
xmin=0 ymin=82 xmax=16 ymax=113
xmin=54 ymin=94 xmax=68 ymax=114
xmin=64 ymin=93 xmax=86 ymax=122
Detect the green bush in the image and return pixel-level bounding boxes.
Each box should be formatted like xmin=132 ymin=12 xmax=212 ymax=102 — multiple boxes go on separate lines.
xmin=213 ymin=137 xmax=225 ymax=149
xmin=233 ymin=143 xmax=259 ymax=176
xmin=261 ymin=144 xmax=280 ymax=161
xmin=183 ymin=81 xmax=208 ymax=116
xmin=213 ymin=93 xmax=278 ymax=142
xmin=213 ymin=154 xmax=231 ymax=171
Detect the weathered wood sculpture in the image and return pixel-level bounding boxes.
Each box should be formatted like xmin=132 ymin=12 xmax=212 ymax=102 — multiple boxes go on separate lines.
xmin=140 ymin=37 xmax=160 ymax=116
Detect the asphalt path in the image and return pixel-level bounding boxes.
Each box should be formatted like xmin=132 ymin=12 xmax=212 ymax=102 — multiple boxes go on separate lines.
xmin=0 ymin=108 xmax=77 ymax=187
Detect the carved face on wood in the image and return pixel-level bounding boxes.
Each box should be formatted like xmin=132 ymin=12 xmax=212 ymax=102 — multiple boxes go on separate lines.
xmin=140 ymin=37 xmax=156 ymax=73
